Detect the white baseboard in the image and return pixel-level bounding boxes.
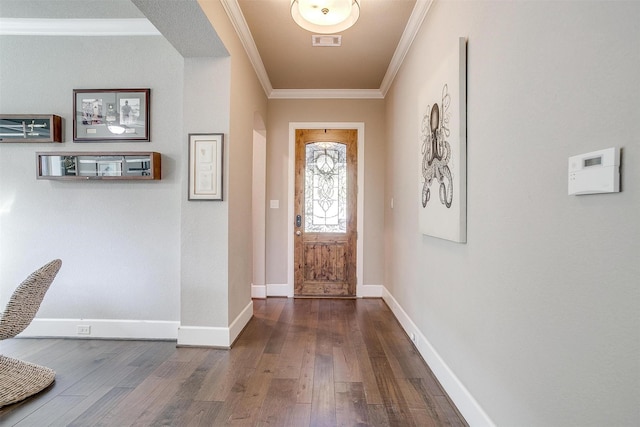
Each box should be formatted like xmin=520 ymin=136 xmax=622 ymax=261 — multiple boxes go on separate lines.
xmin=19 ymin=301 xmax=255 ymax=349
xmin=252 ymin=284 xmax=267 ymax=299
xmin=176 ymin=325 xmax=228 ymax=348
xmin=382 ymin=287 xmax=495 ymax=427
xmin=358 ymin=284 xmax=383 ymax=297
xmin=19 ymin=318 xmax=179 ymax=340
xmin=229 ymin=300 xmax=254 ymax=345
xmin=177 ymin=299 xmax=253 ymax=348
xmin=266 ymin=283 xmax=291 ymax=297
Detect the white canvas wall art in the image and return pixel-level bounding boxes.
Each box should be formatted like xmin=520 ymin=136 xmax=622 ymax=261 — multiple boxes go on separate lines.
xmin=418 ymin=37 xmax=467 ymax=243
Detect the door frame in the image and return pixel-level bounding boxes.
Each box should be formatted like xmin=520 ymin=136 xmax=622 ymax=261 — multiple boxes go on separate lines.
xmin=286 ymin=122 xmax=364 ymax=298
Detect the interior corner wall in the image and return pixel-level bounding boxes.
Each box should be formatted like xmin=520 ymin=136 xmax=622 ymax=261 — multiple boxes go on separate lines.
xmin=384 ymin=1 xmax=640 ymax=426
xmin=180 ymin=57 xmax=231 ymax=332
xmin=0 ymin=35 xmax=183 ymax=331
xmin=226 ymin=60 xmax=266 ymax=326
xmin=196 ymin=0 xmax=269 ymax=327
xmin=265 ymin=98 xmax=386 ymax=290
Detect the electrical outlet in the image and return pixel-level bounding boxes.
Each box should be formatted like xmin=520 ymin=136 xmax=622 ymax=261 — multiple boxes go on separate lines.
xmin=77 ymin=325 xmax=91 ymax=335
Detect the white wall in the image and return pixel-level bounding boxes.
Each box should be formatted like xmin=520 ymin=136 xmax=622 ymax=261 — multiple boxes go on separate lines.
xmin=1 ymin=0 xmax=267 ymax=346
xmin=0 ymin=35 xmax=183 ymax=332
xmin=180 ymin=57 xmax=231 ymax=331
xmin=385 ymin=1 xmax=640 ymax=426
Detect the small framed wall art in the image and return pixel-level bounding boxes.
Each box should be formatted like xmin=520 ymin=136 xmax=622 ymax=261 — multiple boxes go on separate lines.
xmin=73 ymin=89 xmax=150 ymax=142
xmin=188 ymin=133 xmax=224 ymax=201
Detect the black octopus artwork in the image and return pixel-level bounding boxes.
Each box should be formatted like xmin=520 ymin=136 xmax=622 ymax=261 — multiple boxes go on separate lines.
xmin=421 ymin=84 xmax=453 ymax=209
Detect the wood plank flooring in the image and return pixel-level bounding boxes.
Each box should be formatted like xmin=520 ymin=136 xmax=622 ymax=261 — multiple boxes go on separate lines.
xmin=0 ymin=298 xmax=467 ymax=426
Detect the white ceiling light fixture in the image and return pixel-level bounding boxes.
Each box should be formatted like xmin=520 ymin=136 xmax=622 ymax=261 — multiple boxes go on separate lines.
xmin=291 ymin=0 xmax=360 ymax=34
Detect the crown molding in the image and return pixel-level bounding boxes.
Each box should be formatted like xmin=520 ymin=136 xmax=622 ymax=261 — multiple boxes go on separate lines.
xmin=222 ymin=0 xmax=434 ymax=100
xmin=270 ymin=88 xmax=384 ymax=100
xmin=220 ymin=0 xmax=274 ymax=98
xmin=379 ymin=0 xmax=435 ymax=97
xmin=0 ymin=18 xmax=160 ymax=36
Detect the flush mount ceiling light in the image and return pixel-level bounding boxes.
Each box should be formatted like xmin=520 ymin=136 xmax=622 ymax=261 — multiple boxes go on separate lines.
xmin=291 ymin=0 xmax=360 ymax=34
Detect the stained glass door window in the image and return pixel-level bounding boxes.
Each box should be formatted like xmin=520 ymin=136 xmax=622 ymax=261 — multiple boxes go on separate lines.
xmin=304 ymin=141 xmax=347 ymax=233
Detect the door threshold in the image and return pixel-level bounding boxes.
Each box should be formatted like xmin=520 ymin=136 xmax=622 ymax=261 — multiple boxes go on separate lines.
xmin=293 ymin=295 xmax=357 ymax=299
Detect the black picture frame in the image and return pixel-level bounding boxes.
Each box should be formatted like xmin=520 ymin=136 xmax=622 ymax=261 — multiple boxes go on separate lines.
xmin=73 ymin=89 xmax=150 ymax=142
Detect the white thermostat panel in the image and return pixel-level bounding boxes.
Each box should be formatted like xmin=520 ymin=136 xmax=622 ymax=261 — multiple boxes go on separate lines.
xmin=568 ymin=147 xmax=620 ymax=195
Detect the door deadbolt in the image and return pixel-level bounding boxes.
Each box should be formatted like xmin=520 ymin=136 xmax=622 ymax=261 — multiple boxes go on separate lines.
xmin=296 ymin=214 xmax=302 ymax=227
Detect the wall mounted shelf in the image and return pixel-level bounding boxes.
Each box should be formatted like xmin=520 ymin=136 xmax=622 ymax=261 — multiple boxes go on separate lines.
xmin=36 ymin=152 xmax=161 ymax=180
xmin=0 ymin=115 xmax=63 ymax=143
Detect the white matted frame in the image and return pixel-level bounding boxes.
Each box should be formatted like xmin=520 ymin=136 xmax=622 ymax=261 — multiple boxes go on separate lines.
xmin=418 ymin=37 xmax=467 ymax=243
xmin=188 ymin=133 xmax=224 ymax=201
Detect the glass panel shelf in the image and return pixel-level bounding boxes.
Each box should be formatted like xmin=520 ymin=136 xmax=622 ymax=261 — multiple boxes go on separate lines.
xmin=37 ymin=152 xmax=161 ymax=180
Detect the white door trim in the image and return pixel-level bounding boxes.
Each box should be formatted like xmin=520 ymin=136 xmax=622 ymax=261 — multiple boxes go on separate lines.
xmin=286 ymin=122 xmax=365 ymax=297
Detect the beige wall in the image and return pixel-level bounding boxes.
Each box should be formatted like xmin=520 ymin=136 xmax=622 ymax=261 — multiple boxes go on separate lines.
xmin=266 ymin=99 xmax=385 ymax=288
xmin=385 ymin=1 xmax=640 ymax=425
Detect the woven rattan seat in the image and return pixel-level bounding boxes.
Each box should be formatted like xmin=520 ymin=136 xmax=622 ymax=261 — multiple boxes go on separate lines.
xmin=0 ymin=259 xmax=62 ymax=408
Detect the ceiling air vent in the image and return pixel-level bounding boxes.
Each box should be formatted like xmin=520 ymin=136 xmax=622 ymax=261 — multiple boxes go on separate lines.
xmin=312 ymin=35 xmax=342 ymax=47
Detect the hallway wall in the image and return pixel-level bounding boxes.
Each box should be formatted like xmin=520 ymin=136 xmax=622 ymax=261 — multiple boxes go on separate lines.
xmin=384 ymin=1 xmax=640 ymax=425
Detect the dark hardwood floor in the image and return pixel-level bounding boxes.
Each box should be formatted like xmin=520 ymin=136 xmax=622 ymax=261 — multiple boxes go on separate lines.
xmin=0 ymin=298 xmax=467 ymax=426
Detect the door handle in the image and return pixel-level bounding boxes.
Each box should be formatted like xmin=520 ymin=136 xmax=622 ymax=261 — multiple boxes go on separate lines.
xmin=296 ymin=230 xmax=302 ymax=236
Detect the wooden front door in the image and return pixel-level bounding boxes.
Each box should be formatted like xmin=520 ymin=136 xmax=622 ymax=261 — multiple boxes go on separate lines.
xmin=294 ymin=129 xmax=357 ymax=297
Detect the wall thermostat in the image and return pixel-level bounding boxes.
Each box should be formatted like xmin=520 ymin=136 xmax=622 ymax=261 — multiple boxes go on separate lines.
xmin=568 ymin=147 xmax=620 ymax=195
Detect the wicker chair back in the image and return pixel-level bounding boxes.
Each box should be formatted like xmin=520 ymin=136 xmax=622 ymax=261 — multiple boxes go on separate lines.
xmin=0 ymin=259 xmax=62 ymax=340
